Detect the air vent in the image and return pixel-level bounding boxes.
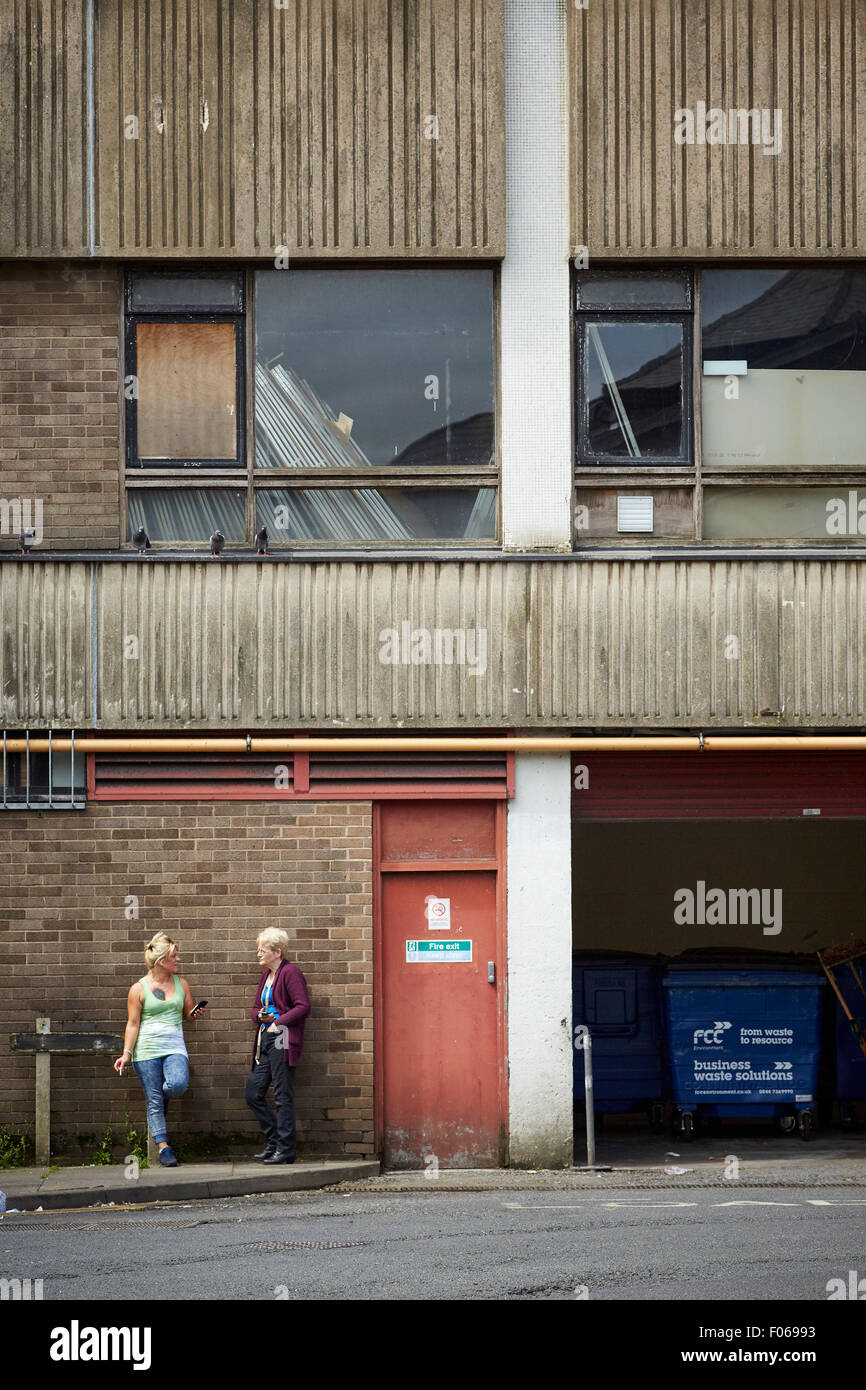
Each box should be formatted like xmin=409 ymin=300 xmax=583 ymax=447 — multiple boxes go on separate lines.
xmin=617 ymin=496 xmax=654 ymax=533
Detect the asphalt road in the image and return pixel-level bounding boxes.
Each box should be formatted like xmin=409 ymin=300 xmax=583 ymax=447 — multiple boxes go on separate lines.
xmin=1 ymin=1187 xmax=863 ymax=1301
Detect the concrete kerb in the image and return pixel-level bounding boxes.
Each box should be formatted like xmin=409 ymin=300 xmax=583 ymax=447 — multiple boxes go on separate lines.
xmin=0 ymin=1159 xmax=380 ymax=1212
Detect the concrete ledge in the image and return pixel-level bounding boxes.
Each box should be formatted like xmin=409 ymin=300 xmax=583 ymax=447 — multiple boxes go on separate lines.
xmin=0 ymin=1159 xmax=380 ymax=1212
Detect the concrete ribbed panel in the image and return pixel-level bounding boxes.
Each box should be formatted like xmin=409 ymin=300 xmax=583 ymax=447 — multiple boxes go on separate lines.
xmin=572 ymin=0 xmax=866 ymax=256
xmin=0 ymin=0 xmax=91 ymax=256
xmin=92 ymin=0 xmax=505 ymax=258
xmin=0 ymin=562 xmax=92 ymax=725
xmin=3 ymin=559 xmax=866 ymax=728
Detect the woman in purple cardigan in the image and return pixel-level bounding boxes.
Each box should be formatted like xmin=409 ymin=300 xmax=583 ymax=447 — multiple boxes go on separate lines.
xmin=245 ymin=928 xmax=311 ymax=1164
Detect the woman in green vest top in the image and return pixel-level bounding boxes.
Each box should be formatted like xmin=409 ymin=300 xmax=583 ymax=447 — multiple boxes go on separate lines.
xmin=114 ymin=933 xmax=208 ymax=1167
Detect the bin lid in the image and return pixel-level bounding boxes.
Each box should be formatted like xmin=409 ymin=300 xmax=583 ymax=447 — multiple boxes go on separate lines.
xmin=663 ymin=968 xmax=825 ymax=988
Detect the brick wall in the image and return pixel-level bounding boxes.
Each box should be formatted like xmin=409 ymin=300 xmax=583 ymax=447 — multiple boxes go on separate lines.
xmin=0 ymin=262 xmax=120 ymax=550
xmin=0 ymin=800 xmax=374 ymax=1159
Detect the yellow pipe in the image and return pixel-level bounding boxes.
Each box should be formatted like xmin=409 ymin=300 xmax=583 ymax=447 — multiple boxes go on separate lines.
xmin=5 ymin=735 xmax=866 ymax=754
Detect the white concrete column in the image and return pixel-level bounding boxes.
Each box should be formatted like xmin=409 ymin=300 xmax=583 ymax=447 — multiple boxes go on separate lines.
xmin=507 ymin=748 xmax=573 ymax=1167
xmin=500 ymin=0 xmax=572 ymax=551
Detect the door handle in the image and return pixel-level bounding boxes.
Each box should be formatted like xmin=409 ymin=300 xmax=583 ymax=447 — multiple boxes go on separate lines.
xmin=487 ymin=961 xmax=495 ymax=984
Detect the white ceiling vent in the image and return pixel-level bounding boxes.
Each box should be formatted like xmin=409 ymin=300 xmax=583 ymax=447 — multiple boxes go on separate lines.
xmin=617 ymin=496 xmax=654 ymax=533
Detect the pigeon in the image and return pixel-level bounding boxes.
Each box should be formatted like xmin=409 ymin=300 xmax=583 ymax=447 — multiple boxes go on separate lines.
xmin=132 ymin=526 xmax=150 ymax=555
xmin=18 ymin=529 xmax=36 ymax=554
xmin=254 ymin=527 xmax=269 ymax=556
xmin=210 ymin=530 xmax=225 ymax=557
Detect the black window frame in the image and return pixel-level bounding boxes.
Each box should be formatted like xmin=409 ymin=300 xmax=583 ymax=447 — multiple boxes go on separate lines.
xmin=574 ymin=267 xmax=694 ymax=469
xmin=124 ymin=269 xmax=247 ymax=472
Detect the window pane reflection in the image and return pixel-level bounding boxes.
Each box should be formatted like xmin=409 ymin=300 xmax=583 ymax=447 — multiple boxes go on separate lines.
xmin=585 ymin=322 xmax=684 ymax=458
xmin=257 ymin=488 xmax=496 ymax=542
xmin=702 ymin=269 xmax=866 ymax=469
xmin=254 ymin=270 xmax=495 ymax=469
xmin=127 ymin=489 xmax=246 ymax=542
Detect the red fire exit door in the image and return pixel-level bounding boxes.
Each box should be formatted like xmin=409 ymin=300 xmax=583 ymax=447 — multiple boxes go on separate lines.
xmin=375 ymin=802 xmax=506 ymax=1170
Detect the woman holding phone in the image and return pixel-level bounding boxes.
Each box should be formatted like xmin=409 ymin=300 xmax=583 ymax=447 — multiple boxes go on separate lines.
xmin=114 ymin=933 xmax=207 ymax=1167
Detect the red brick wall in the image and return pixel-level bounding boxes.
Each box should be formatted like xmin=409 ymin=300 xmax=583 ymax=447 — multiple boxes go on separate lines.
xmin=0 ymin=262 xmax=120 ymax=550
xmin=0 ymin=800 xmax=374 ymax=1159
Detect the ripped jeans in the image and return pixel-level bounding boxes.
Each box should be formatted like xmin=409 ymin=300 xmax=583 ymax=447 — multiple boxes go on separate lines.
xmin=132 ymin=1053 xmax=189 ymax=1144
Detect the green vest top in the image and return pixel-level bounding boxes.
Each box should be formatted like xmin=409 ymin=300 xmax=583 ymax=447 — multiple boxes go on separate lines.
xmin=133 ymin=974 xmax=188 ymax=1062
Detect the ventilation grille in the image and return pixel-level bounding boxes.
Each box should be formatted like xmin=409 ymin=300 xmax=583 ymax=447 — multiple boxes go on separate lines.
xmin=93 ymin=748 xmax=511 ymax=801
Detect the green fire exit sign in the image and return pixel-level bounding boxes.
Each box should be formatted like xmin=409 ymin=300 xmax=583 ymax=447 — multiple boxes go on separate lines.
xmin=406 ymin=940 xmax=473 ymax=963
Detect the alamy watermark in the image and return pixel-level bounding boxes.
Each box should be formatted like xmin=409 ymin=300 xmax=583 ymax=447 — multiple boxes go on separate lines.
xmin=0 ymin=1275 xmax=44 ymax=1300
xmin=378 ymin=623 xmax=487 ymax=678
xmin=674 ymin=103 xmax=782 ymax=156
xmin=0 ymin=498 xmax=43 ymax=547
xmin=674 ymin=881 xmax=782 ymax=936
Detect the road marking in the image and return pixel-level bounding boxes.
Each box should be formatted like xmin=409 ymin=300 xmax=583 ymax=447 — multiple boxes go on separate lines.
xmin=500 ymin=1196 xmax=866 ymax=1212
xmin=602 ymin=1202 xmax=699 ymax=1209
xmin=806 ymin=1199 xmax=866 ymax=1206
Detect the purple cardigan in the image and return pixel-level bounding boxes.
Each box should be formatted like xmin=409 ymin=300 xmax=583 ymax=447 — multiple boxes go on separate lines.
xmin=250 ymin=960 xmax=311 ymax=1068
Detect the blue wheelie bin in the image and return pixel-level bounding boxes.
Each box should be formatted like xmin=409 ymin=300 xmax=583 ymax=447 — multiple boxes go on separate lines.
xmin=573 ymin=957 xmax=666 ymax=1130
xmin=662 ymin=967 xmax=825 ymax=1140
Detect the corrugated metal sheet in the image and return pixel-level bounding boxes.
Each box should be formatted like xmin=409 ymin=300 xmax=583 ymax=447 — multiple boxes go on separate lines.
xmin=571 ymin=0 xmax=866 ymax=256
xmin=1 ymin=0 xmax=504 ymax=257
xmin=571 ymin=752 xmax=866 ymax=817
xmin=3 ymin=559 xmax=866 ymax=728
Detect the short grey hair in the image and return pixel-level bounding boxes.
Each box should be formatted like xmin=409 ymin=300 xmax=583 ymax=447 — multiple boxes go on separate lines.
xmin=256 ymin=927 xmax=291 ymax=959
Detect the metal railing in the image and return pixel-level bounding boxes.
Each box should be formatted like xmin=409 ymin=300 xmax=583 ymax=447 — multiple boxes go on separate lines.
xmin=1 ymin=730 xmax=86 ymax=810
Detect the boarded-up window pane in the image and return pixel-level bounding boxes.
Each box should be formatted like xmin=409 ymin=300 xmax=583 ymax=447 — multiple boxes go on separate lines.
xmin=137 ymin=322 xmax=237 ymax=460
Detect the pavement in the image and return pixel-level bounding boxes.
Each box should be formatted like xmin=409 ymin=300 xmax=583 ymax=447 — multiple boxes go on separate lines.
xmin=0 ymin=1158 xmax=381 ymax=1212
xmin=2 ymin=1130 xmax=864 ymax=1210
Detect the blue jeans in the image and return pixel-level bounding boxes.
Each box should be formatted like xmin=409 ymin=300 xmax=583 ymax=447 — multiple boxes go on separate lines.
xmin=132 ymin=1054 xmax=189 ymax=1145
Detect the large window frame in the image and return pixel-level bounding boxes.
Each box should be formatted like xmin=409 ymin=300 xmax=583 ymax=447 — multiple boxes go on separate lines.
xmin=123 ymin=264 xmax=500 ymax=550
xmin=574 ymin=268 xmax=694 ymax=470
xmin=124 ymin=270 xmax=247 ymax=472
xmin=573 ymin=262 xmax=866 ymax=548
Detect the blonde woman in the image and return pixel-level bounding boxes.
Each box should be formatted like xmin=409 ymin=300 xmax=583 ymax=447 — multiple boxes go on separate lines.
xmin=114 ymin=933 xmax=207 ymax=1167
xmin=246 ymin=928 xmax=311 ymax=1163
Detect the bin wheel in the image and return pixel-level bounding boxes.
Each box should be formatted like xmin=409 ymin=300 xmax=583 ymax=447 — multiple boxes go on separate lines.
xmin=777 ymin=1114 xmax=797 ymax=1136
xmin=798 ymin=1110 xmax=814 ymax=1142
xmin=680 ymin=1112 xmax=695 ymax=1142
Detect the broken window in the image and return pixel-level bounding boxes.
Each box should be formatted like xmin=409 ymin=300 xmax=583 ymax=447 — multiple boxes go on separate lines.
xmin=574 ymin=270 xmax=693 ymax=466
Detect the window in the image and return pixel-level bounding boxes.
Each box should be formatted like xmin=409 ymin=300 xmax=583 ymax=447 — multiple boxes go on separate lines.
xmin=125 ymin=271 xmax=245 ymax=469
xmin=1 ymin=732 xmax=86 ymax=810
xmin=701 ymin=269 xmax=866 ymax=472
xmin=124 ymin=267 xmax=497 ymax=547
xmin=574 ymin=270 xmax=692 ymax=467
xmin=574 ymin=265 xmax=866 ymax=545
xmin=252 ymin=268 xmax=496 ymax=543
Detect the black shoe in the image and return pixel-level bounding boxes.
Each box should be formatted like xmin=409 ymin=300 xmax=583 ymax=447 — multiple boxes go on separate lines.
xmin=262 ymin=1150 xmax=295 ymax=1165
xmin=254 ymin=1146 xmax=277 ymax=1160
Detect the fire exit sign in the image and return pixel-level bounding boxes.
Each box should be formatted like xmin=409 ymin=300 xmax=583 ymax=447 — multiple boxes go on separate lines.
xmin=406 ymin=940 xmax=473 ymax=963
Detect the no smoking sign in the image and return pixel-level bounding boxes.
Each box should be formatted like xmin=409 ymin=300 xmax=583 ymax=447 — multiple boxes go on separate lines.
xmin=425 ymin=896 xmax=451 ymax=930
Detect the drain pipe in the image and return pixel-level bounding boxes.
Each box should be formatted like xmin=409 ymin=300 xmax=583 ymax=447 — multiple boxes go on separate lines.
xmin=5 ymin=735 xmax=866 ymax=754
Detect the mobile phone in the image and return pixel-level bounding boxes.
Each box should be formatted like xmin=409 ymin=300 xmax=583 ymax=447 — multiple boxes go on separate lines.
xmin=191 ymin=999 xmax=208 ymax=1016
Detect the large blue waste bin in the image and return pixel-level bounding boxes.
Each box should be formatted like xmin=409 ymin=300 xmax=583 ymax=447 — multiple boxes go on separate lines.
xmin=662 ymin=967 xmax=825 ymax=1139
xmin=572 ymin=958 xmax=666 ymax=1127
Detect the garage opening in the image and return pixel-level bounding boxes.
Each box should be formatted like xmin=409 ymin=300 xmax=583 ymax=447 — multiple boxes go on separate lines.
xmin=571 ymin=753 xmax=866 ymax=1147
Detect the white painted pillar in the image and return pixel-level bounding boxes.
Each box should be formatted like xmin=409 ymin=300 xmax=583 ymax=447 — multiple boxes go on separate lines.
xmin=507 ymin=749 xmax=573 ymax=1167
xmin=501 ymin=0 xmax=572 ymax=551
